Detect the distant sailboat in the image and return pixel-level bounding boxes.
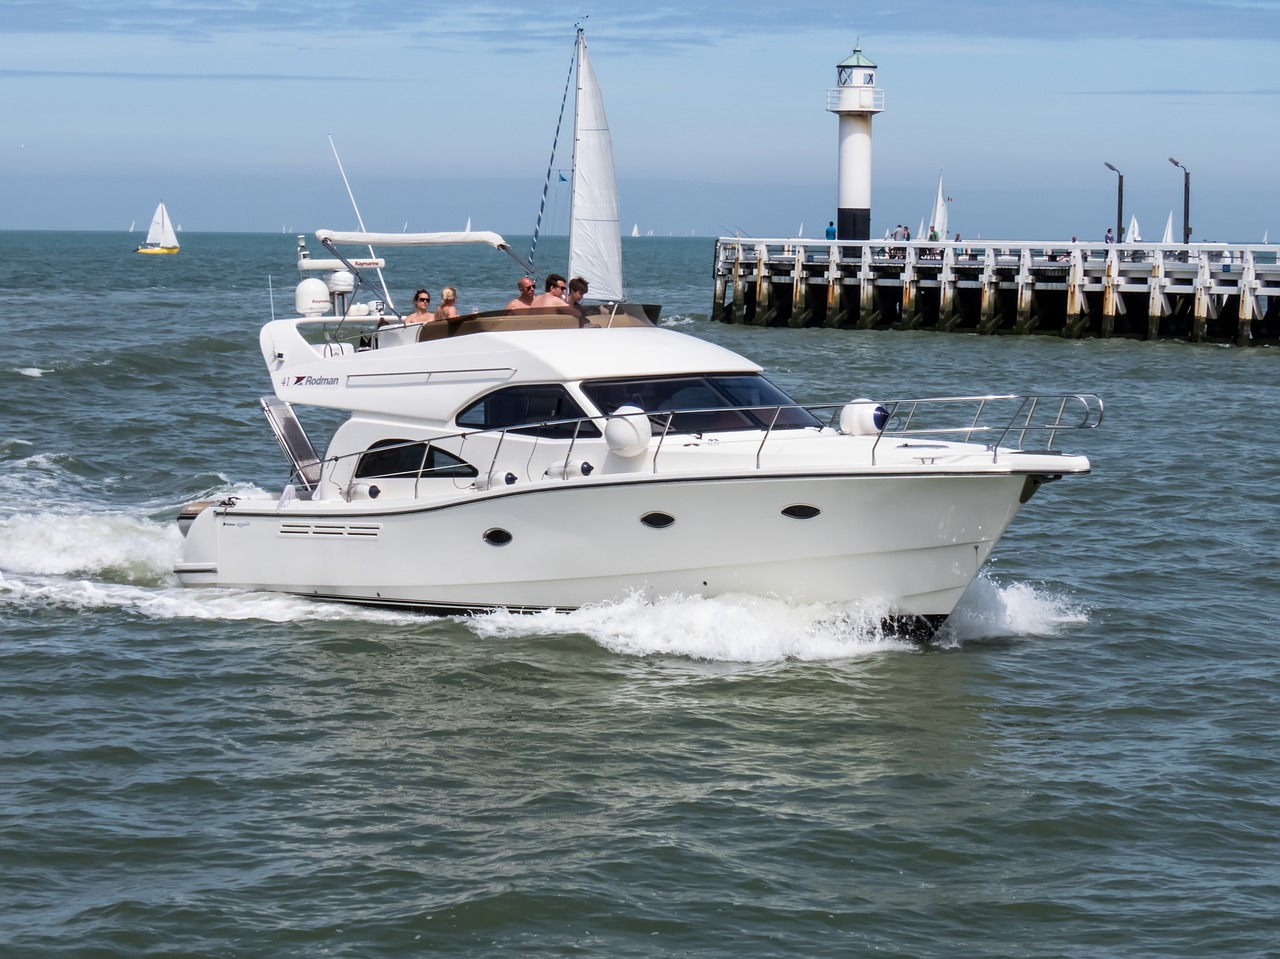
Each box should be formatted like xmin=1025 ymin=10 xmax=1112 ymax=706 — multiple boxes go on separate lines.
xmin=631 ymin=223 xmax=640 ymax=238
xmin=1125 ymin=213 xmax=1141 ymax=243
xmin=134 ymin=202 xmax=180 ymax=255
xmin=1161 ymin=211 xmax=1174 ymax=245
xmin=928 ymin=172 xmax=949 ymax=240
xmin=129 ymin=219 xmax=136 ymax=233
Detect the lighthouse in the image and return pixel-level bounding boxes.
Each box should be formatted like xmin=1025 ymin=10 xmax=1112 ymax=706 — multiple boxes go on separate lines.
xmin=827 ymin=46 xmax=884 ymax=241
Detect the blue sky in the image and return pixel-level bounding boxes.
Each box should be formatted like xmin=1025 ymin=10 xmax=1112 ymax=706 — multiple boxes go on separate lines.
xmin=3 ymin=0 xmax=1278 ymax=240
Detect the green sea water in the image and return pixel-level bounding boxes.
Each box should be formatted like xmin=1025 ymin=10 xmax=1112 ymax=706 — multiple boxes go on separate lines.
xmin=1 ymin=231 xmax=1278 ymax=958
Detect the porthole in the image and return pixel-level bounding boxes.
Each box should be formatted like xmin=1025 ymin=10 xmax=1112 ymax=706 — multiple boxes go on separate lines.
xmin=483 ymin=527 xmax=513 ymax=546
xmin=640 ymin=511 xmax=676 ymax=529
xmin=781 ymin=504 xmax=821 ymax=520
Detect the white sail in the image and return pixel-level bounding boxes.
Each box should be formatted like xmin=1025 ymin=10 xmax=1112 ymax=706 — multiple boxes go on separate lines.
xmin=1161 ymin=211 xmax=1174 ymax=245
xmin=146 ymin=202 xmax=179 ymax=248
xmin=1125 ymin=213 xmax=1140 ymax=243
xmin=567 ymin=28 xmax=624 ymax=302
xmin=631 ymin=223 xmax=639 ymax=237
xmin=929 ymin=172 xmax=948 ymax=241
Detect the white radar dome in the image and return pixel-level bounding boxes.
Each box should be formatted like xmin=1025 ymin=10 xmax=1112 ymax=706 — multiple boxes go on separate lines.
xmin=839 ymin=398 xmax=889 ymax=435
xmin=295 ymin=277 xmax=331 ymax=316
xmin=604 ymin=404 xmax=652 ymax=457
xmin=327 ymin=270 xmax=355 ymax=293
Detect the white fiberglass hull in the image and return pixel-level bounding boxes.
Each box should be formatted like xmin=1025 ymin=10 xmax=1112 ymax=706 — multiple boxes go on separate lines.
xmin=176 ymin=471 xmax=1043 ymax=622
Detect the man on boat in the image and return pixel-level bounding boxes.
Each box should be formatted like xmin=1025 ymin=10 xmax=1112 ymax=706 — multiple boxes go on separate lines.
xmin=504 ymin=277 xmax=537 ymax=311
xmin=564 ymin=277 xmax=589 ymax=315
xmin=531 ymin=274 xmax=568 ymax=309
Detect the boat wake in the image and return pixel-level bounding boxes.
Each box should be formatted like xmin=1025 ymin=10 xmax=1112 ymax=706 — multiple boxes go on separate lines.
xmin=467 ymin=578 xmax=1088 ymax=661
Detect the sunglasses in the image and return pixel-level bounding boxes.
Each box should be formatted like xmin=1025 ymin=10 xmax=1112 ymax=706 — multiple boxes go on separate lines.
xmin=416 ymin=296 xmax=430 ymax=302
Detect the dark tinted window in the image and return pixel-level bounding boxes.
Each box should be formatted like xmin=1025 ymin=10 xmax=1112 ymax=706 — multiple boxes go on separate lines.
xmin=354 ymin=439 xmax=478 ymax=479
xmin=581 ymin=374 xmax=820 ymax=433
xmin=455 ymin=385 xmax=600 ymax=439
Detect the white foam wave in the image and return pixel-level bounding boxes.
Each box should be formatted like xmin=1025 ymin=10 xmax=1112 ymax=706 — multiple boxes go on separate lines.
xmin=468 ymin=591 xmax=918 ymax=662
xmin=0 ymin=571 xmax=421 ymax=624
xmin=940 ymin=575 xmax=1089 ymax=643
xmin=15 ymin=367 xmax=47 ymax=377
xmin=660 ymin=315 xmax=697 ymax=327
xmin=470 ymin=576 xmax=1089 ymax=661
xmin=0 ymin=510 xmax=180 ymax=584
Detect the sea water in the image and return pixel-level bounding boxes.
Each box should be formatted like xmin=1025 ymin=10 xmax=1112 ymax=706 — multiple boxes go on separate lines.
xmin=2 ymin=231 xmax=1279 ymax=957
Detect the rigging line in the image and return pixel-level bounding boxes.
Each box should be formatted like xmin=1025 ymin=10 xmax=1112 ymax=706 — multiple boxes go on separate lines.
xmin=530 ymin=33 xmax=579 ymax=273
xmin=327 ymin=134 xmax=393 ymax=309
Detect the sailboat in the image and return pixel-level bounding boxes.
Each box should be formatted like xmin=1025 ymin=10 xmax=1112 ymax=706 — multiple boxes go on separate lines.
xmin=631 ymin=223 xmax=640 ymax=238
xmin=928 ymin=172 xmax=949 ymax=240
xmin=566 ymin=27 xmax=624 ymax=302
xmin=135 ymin=202 xmax=180 ymax=255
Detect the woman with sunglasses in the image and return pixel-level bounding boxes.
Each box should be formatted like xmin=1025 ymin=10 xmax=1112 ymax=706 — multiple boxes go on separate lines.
xmin=407 ymin=289 xmax=434 ymax=323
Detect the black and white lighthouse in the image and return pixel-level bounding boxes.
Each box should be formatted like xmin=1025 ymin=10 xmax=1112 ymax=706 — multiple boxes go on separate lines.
xmin=827 ymin=47 xmax=884 ymax=241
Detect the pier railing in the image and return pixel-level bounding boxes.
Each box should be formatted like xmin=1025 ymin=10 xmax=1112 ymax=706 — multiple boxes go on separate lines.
xmin=711 ymin=236 xmax=1280 ymax=345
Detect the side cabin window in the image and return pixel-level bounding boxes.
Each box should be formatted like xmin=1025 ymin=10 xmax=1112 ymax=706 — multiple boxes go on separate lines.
xmin=580 ymin=374 xmax=822 ymax=434
xmin=354 ymin=439 xmax=478 ymax=480
xmin=455 ymin=385 xmax=601 ymax=439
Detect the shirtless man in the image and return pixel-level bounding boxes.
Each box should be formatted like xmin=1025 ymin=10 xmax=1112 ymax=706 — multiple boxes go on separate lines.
xmin=530 ymin=273 xmax=568 ymax=309
xmin=503 ymin=277 xmax=537 ymax=310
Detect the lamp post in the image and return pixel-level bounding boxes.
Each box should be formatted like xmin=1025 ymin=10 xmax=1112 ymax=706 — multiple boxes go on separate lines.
xmin=1169 ymin=157 xmax=1191 ymax=244
xmin=1104 ymin=162 xmax=1123 ymax=242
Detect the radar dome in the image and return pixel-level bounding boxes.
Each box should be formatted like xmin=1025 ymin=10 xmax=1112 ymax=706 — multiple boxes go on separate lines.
xmin=295 ymin=278 xmax=331 ymax=316
xmin=604 ymin=404 xmax=652 ymax=457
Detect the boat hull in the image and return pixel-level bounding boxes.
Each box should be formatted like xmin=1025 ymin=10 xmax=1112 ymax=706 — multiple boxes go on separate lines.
xmin=176 ymin=471 xmax=1045 ymax=624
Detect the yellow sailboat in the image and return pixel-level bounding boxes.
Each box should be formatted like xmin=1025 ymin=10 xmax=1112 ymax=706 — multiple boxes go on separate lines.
xmin=135 ymin=202 xmax=180 ymax=255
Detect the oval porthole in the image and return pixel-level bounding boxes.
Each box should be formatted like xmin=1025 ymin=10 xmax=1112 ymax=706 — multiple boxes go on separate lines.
xmin=781 ymin=504 xmax=821 ymax=520
xmin=640 ymin=511 xmax=676 ymax=529
xmin=483 ymin=527 xmax=513 ymax=546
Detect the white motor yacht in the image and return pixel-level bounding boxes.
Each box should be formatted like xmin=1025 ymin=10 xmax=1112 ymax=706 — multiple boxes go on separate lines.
xmin=174 ymin=230 xmax=1102 ymax=638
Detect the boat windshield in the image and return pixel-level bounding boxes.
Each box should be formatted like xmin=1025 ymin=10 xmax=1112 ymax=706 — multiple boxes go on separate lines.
xmin=581 ymin=374 xmax=821 ymax=433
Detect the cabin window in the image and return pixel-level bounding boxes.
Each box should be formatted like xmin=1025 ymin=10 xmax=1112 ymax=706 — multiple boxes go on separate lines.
xmin=354 ymin=439 xmax=478 ymax=479
xmin=455 ymin=385 xmax=601 ymax=439
xmin=581 ymin=374 xmax=822 ymax=434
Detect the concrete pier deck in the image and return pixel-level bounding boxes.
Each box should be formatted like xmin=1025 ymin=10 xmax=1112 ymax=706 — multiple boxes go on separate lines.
xmin=711 ymin=238 xmax=1280 ymax=345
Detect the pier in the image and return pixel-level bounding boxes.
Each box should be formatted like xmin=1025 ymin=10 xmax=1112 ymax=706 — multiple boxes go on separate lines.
xmin=710 ymin=239 xmax=1280 ymax=346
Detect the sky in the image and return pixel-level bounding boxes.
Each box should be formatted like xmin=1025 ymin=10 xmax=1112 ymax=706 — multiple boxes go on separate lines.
xmin=3 ymin=0 xmax=1279 ymax=241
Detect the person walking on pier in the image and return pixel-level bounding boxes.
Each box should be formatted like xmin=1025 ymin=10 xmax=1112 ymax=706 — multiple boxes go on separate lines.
xmin=825 ymin=221 xmax=837 ymax=240
xmin=1104 ymin=227 xmax=1114 ymax=244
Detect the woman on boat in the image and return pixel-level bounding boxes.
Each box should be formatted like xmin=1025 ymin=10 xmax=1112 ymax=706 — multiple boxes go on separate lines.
xmin=434 ymin=286 xmax=459 ymax=321
xmin=407 ymin=289 xmax=433 ymax=323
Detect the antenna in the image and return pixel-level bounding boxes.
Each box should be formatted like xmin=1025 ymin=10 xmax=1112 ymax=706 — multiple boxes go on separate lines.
xmin=327 ymin=134 xmax=393 ymax=308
